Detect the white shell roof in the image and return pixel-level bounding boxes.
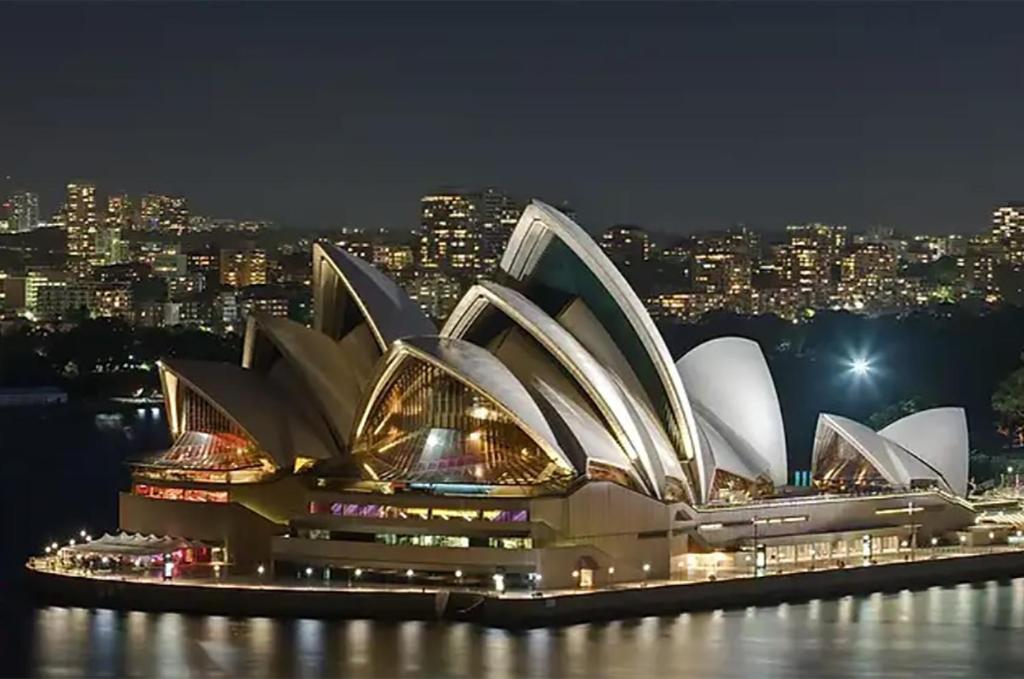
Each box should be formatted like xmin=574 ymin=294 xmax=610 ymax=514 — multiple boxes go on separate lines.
xmin=443 ymin=280 xmax=683 ymax=499
xmin=692 ymin=410 xmax=771 ymax=486
xmin=499 ymin=200 xmax=706 ymax=498
xmin=530 ymin=379 xmax=648 ymax=492
xmin=366 ymin=335 xmax=576 ymax=473
xmin=815 ymin=413 xmax=953 ymax=493
xmin=313 ymin=242 xmax=435 ymax=350
xmin=879 ymin=407 xmax=968 ymax=497
xmin=676 ymin=337 xmax=788 ymax=491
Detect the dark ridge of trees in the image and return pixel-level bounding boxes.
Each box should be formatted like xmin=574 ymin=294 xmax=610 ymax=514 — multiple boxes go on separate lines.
xmin=0 ymin=319 xmax=241 ymax=398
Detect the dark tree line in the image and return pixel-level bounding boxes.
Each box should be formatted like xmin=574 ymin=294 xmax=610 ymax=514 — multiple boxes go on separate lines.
xmin=0 ymin=319 xmax=241 ymax=398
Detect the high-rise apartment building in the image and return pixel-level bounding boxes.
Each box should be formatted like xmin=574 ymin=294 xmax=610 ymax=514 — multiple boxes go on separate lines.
xmin=372 ymin=243 xmax=416 ymax=274
xmin=479 ymin=188 xmax=522 ymax=271
xmin=689 ymin=228 xmax=757 ymax=297
xmin=600 ymin=225 xmax=654 ymax=268
xmin=220 ymin=248 xmax=268 ymax=288
xmin=335 ymin=228 xmax=377 ymax=263
xmin=776 ymin=223 xmax=847 ymax=303
xmin=62 ymin=183 xmax=99 ymax=277
xmin=993 ymin=203 xmax=1024 ymax=239
xmin=106 ymin=194 xmax=134 ymax=231
xmin=406 ymin=270 xmax=464 ymax=320
xmin=786 ymin=223 xmax=848 ymax=258
xmin=186 ymin=248 xmax=221 ymax=287
xmin=839 ymin=243 xmax=898 ymax=309
xmin=4 ymin=191 xmax=40 ymax=232
xmin=140 ymin=194 xmax=189 ymax=233
xmin=25 ymin=270 xmax=67 ymax=319
xmin=94 ymin=227 xmax=130 ymax=266
xmin=420 ymin=192 xmax=481 ymax=273
xmin=419 ymin=188 xmax=521 ymax=275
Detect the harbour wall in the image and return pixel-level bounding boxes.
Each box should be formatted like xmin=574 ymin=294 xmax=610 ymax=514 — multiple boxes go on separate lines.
xmin=27 ymin=550 xmax=1024 ymax=629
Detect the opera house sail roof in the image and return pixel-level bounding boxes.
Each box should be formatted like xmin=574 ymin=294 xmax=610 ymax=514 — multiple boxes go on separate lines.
xmin=676 ymin=337 xmax=788 ymax=502
xmin=350 ymin=336 xmax=576 ymax=493
xmin=811 ymin=409 xmax=969 ymax=495
xmin=499 ymin=202 xmax=706 ymax=497
xmin=443 ymin=280 xmax=689 ymax=500
xmin=140 ymin=199 xmax=971 ymax=509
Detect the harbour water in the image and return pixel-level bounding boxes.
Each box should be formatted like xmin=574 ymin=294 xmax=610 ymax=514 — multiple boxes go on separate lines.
xmin=16 ymin=582 xmax=1024 ymax=678
xmin=5 ymin=405 xmax=1024 ymax=677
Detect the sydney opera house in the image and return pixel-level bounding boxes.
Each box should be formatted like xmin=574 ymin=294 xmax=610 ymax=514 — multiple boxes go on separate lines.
xmin=121 ymin=201 xmax=979 ymax=589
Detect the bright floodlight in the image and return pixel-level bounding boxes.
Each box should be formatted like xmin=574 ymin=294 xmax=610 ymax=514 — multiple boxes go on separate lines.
xmin=849 ymin=357 xmax=872 ymax=376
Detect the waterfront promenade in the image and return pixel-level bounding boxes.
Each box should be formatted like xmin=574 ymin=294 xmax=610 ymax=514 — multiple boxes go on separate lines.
xmin=27 ymin=544 xmax=1024 ymax=628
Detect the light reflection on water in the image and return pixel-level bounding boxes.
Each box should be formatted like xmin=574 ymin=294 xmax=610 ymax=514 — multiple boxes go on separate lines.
xmin=26 ymin=578 xmax=1024 ymax=678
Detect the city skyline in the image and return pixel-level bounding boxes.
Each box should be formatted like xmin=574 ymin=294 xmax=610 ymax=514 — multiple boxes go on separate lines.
xmin=4 ymin=3 xmax=1024 ymax=234
xmin=3 ymin=177 xmax=1022 ymax=240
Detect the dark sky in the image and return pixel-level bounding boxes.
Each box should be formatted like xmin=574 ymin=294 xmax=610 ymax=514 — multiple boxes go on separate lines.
xmin=3 ymin=2 xmax=1024 ymax=235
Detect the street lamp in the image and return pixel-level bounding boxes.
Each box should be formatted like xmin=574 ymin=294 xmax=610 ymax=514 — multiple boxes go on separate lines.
xmin=257 ymin=564 xmax=265 ymax=576
xmin=642 ymin=562 xmax=651 ymax=586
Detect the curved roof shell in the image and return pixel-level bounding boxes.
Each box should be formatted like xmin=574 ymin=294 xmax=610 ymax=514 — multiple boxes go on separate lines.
xmin=242 ymin=314 xmax=376 ymax=446
xmin=442 ymin=280 xmax=688 ymax=500
xmin=499 ymin=200 xmax=705 ymax=499
xmin=676 ymin=337 xmax=787 ymax=493
xmin=353 ymin=335 xmax=576 ymax=475
xmin=813 ymin=413 xmax=953 ymax=493
xmin=159 ymin=358 xmax=339 ymax=468
xmin=879 ymin=407 xmax=969 ymax=497
xmin=312 ymin=242 xmax=435 ymax=351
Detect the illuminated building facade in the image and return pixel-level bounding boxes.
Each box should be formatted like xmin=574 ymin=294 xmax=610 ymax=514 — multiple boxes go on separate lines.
xmin=140 ymin=194 xmax=189 ymax=234
xmin=406 ymin=270 xmax=464 ymax=320
xmin=119 ymin=201 xmax=978 ymax=588
xmin=220 ymin=248 xmax=268 ymax=288
xmin=692 ymin=249 xmax=751 ymax=296
xmin=420 ymin=192 xmax=481 ymax=273
xmin=5 ymin=190 xmax=40 ymax=232
xmin=62 ymin=182 xmax=99 ymax=277
xmin=775 ymin=223 xmax=847 ymax=305
xmin=839 ymin=243 xmax=898 ymax=310
xmin=993 ymin=202 xmax=1024 ymax=240
xmin=479 ymin=187 xmax=522 ymax=272
xmin=420 ymin=188 xmax=521 ymax=276
xmin=600 ymin=225 xmax=654 ymax=268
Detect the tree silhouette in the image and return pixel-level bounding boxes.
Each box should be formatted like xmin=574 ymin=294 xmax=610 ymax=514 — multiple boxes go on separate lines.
xmin=993 ymin=355 xmax=1024 ymax=448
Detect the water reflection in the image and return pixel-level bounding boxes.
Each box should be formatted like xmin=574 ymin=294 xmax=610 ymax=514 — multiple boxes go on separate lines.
xmin=26 ymin=580 xmax=1024 ymax=677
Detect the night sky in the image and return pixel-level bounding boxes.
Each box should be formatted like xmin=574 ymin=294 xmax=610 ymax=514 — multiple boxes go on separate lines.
xmin=3 ymin=2 xmax=1024 ymax=234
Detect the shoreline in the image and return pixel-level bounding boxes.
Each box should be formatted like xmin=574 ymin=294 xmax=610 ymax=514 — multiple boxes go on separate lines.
xmin=27 ymin=549 xmax=1024 ymax=628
